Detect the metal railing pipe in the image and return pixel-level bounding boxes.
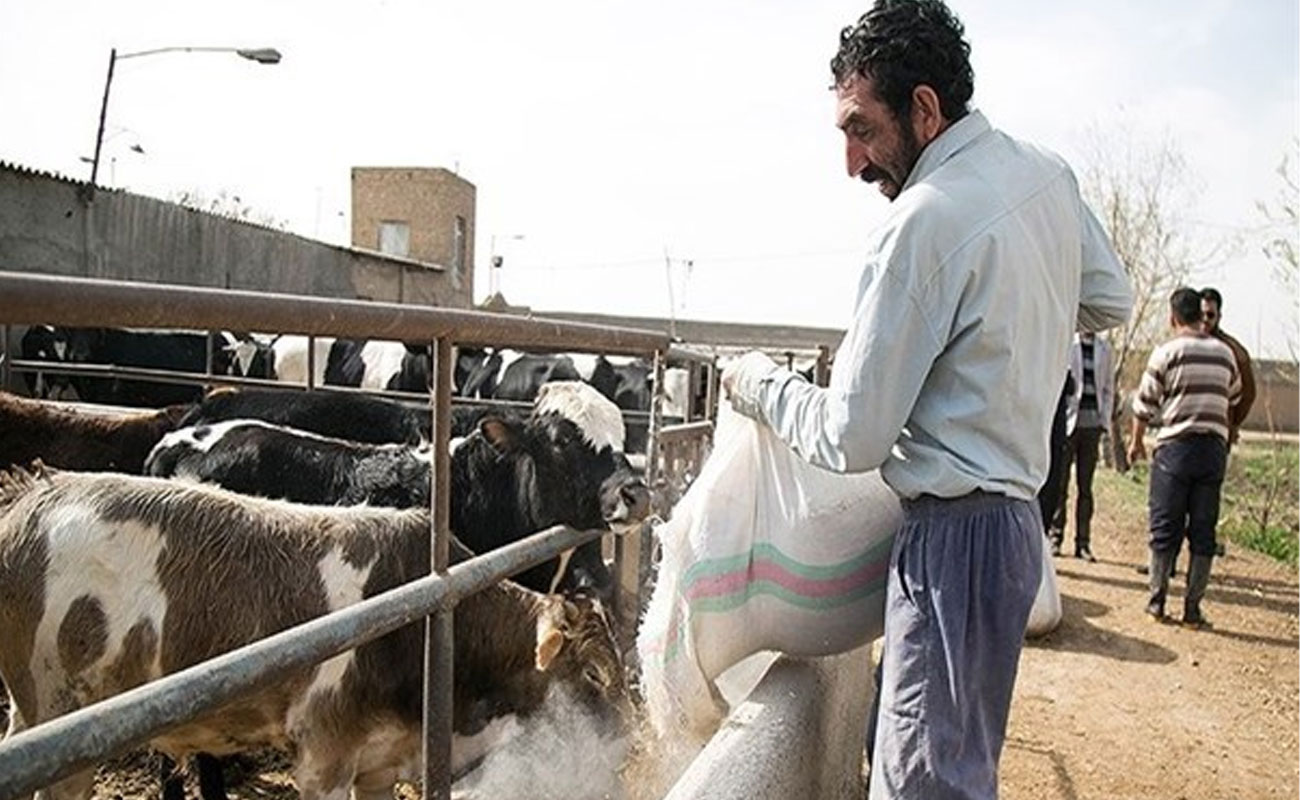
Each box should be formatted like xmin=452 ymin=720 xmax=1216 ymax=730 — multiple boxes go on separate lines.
xmin=0 ymin=273 xmax=669 ymax=356
xmin=424 ymin=337 xmax=455 ymax=800
xmin=0 ymin=523 xmax=603 ymax=800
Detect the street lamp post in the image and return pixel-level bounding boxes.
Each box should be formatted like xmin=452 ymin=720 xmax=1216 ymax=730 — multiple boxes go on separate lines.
xmin=488 ymin=233 xmax=525 ymax=298
xmin=87 ymin=45 xmax=282 ymax=194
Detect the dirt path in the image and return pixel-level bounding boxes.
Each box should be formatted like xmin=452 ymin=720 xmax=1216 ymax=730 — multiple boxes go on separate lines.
xmin=1002 ymin=470 xmax=1299 ymax=800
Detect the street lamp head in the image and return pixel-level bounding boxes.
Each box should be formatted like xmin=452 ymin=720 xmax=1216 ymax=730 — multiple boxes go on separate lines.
xmin=236 ymin=48 xmax=282 ymax=65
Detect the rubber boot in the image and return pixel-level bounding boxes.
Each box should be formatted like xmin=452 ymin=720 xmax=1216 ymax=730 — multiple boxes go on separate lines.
xmin=1145 ymin=549 xmax=1176 ymax=620
xmin=1183 ymin=554 xmax=1214 ymax=628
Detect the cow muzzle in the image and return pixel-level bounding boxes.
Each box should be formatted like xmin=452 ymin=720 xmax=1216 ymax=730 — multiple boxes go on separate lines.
xmin=600 ymin=474 xmax=651 ymax=525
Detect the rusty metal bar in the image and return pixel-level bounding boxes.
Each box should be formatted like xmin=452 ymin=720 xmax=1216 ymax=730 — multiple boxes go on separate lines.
xmin=1 ymin=324 xmax=10 ymax=391
xmin=424 ymin=337 xmax=455 ymax=800
xmin=656 ymin=420 xmax=714 ymax=445
xmin=0 ymin=272 xmax=669 ymax=355
xmin=665 ymin=344 xmax=714 ymax=367
xmin=307 ymin=334 xmax=318 ymax=390
xmin=704 ymin=361 xmax=718 ymax=421
xmin=815 ymin=344 xmax=831 ymax=387
xmin=0 ymin=522 xmax=603 ymax=800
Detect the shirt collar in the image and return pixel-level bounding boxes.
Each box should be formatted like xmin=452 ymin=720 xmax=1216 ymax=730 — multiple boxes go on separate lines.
xmin=901 ymin=109 xmax=991 ymax=193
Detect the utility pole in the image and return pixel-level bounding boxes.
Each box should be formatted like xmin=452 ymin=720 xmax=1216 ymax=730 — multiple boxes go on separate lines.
xmin=664 ymin=248 xmax=678 ymax=340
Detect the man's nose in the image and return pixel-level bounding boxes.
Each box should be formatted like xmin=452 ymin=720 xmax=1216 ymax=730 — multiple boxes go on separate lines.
xmin=846 ymin=139 xmax=871 ymax=179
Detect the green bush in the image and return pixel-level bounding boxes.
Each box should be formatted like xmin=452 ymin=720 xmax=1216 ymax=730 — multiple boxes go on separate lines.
xmin=1219 ymin=438 xmax=1299 ymax=566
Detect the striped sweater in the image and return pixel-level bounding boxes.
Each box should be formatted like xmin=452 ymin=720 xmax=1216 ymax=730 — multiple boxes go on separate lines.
xmin=1132 ymin=332 xmax=1242 ymax=444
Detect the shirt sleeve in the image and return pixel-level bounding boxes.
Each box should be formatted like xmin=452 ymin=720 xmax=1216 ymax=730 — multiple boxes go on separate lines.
xmin=1077 ymin=203 xmax=1134 ymax=333
xmin=1131 ymin=348 xmax=1165 ymax=423
xmin=1227 ymin=355 xmax=1243 ymax=408
xmin=1232 ymin=340 xmax=1256 ymax=424
xmin=751 ymin=256 xmax=944 ymax=474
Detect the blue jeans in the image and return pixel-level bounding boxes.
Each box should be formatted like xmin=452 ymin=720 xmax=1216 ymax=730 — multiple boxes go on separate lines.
xmin=868 ymin=492 xmax=1042 ymax=800
xmin=1148 ymin=434 xmax=1227 ymax=558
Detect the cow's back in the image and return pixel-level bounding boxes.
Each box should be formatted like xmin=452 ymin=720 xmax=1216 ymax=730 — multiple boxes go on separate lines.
xmin=0 ymin=470 xmax=428 ymax=757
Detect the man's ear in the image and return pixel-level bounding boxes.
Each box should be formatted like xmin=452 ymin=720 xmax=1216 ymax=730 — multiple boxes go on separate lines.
xmin=910 ymin=84 xmax=947 ymax=144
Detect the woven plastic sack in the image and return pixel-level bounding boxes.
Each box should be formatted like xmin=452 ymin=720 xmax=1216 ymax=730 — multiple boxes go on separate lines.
xmin=637 ymin=404 xmax=901 ymax=736
xmin=1025 ymin=540 xmax=1062 ymax=637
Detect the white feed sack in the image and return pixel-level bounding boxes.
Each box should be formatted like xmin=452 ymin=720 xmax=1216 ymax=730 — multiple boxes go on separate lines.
xmin=1025 ymin=540 xmax=1063 ymax=637
xmin=636 ymin=404 xmax=1066 ymax=737
xmin=637 ymin=405 xmax=901 ymax=737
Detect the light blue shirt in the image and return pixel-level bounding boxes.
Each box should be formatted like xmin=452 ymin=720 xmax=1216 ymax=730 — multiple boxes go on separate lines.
xmin=747 ymin=111 xmax=1132 ymax=500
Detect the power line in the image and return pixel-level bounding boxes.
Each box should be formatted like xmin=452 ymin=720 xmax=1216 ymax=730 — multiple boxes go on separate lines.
xmin=522 ymin=247 xmax=863 ymax=273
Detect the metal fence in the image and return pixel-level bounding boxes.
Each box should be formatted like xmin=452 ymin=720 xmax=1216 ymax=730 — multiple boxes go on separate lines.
xmin=0 ymin=271 xmax=713 ymax=800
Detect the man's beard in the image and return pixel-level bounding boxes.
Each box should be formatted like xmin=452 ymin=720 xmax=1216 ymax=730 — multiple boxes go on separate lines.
xmin=861 ymin=116 xmax=922 ymax=201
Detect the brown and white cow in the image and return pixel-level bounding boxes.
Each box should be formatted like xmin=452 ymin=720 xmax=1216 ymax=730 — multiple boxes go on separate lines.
xmin=0 ymin=391 xmax=191 ymax=473
xmin=0 ymin=466 xmax=628 ymax=800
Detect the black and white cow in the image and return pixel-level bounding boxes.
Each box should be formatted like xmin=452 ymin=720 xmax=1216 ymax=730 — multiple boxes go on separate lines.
xmin=17 ymin=325 xmax=75 ymax=399
xmin=180 ymin=387 xmax=429 ymax=445
xmin=323 ymin=339 xmax=429 ymax=393
xmin=0 ymin=464 xmax=629 ymax=800
xmin=150 ymin=382 xmax=647 ymax=598
xmin=219 ymin=333 xmax=277 ymax=380
xmin=460 ymin=350 xmax=620 ymax=405
xmin=40 ymin=327 xmax=235 ymax=407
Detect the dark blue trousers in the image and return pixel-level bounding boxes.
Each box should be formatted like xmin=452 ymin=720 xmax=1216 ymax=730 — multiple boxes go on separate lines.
xmin=1148 ymin=435 xmax=1227 ymax=558
xmin=867 ymin=492 xmax=1042 ymax=799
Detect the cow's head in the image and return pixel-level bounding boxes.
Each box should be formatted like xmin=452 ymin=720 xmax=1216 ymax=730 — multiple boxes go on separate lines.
xmin=451 ymin=381 xmax=649 ymax=598
xmin=531 ymin=381 xmax=650 ymax=530
xmin=19 ymin=325 xmax=72 ymax=398
xmin=534 ymin=591 xmax=630 ymax=734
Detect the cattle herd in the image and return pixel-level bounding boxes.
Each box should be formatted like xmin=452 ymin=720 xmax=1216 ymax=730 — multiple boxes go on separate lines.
xmin=0 ymin=322 xmax=712 ymax=799
xmin=16 ymin=324 xmax=701 ymax=420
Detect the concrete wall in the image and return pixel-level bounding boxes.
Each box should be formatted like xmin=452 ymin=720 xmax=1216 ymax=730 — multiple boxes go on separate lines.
xmin=0 ymin=162 xmax=465 ymax=308
xmin=1243 ymin=361 xmax=1298 ymax=433
xmin=351 ymin=166 xmax=476 ymax=297
xmin=664 ymin=646 xmax=874 ymax=800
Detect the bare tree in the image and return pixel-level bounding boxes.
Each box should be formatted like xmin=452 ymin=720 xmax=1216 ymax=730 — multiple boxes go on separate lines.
xmin=169 ymin=188 xmax=289 ymax=230
xmin=1077 ymin=129 xmax=1229 ymax=470
xmin=1256 ymin=141 xmax=1299 ymax=370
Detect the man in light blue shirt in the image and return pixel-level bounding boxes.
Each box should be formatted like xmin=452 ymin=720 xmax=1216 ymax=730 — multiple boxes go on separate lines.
xmin=724 ymin=1 xmax=1132 ymax=797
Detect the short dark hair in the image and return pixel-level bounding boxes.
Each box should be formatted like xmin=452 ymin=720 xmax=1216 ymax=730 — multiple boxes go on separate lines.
xmin=1170 ymin=287 xmax=1204 ymax=325
xmin=830 ymin=0 xmax=974 ymax=122
xmin=1200 ymin=287 xmax=1223 ymax=309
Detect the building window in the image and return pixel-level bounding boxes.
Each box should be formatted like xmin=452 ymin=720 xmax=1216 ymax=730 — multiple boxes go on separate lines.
xmin=378 ymin=220 xmax=410 ymax=257
xmin=453 ymin=215 xmax=467 ymax=276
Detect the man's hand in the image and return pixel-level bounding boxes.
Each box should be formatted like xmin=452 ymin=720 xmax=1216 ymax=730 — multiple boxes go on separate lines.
xmin=1127 ymin=437 xmax=1146 ymax=464
xmin=720 ymin=351 xmax=781 ymax=419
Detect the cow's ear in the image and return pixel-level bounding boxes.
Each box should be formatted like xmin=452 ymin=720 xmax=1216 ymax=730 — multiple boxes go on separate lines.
xmin=535 ymin=616 xmax=565 ymax=671
xmin=478 ymin=417 xmax=515 ymax=453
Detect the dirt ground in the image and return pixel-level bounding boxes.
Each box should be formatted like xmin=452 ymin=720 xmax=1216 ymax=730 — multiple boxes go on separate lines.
xmin=26 ymin=463 xmax=1298 ymax=800
xmin=1001 ymin=469 xmax=1300 ymax=800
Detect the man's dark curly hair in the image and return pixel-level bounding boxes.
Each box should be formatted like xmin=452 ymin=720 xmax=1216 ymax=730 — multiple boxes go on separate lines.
xmin=830 ymin=0 xmax=974 ymax=122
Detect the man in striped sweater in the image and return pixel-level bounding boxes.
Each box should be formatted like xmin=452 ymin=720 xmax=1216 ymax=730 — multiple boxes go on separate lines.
xmin=1128 ymin=287 xmax=1242 ymax=627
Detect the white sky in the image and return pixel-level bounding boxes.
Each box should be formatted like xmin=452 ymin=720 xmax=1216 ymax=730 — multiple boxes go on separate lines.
xmin=2 ymin=0 xmax=1296 ymax=357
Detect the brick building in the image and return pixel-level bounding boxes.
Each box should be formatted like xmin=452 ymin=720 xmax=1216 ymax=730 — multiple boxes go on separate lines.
xmin=351 ymin=167 xmax=476 ymax=306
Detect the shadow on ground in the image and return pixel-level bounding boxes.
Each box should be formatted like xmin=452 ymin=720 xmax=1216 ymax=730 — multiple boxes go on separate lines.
xmin=1061 ymin=561 xmax=1300 ymax=618
xmin=1025 ymin=592 xmax=1178 ymax=665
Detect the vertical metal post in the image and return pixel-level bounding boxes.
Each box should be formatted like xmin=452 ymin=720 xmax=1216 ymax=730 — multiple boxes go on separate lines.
xmin=306 ymin=334 xmax=316 ymax=389
xmin=205 ymin=330 xmax=216 ymax=390
xmin=703 ymin=359 xmax=718 ymax=421
xmin=423 ymin=337 xmax=454 ymax=800
xmin=1 ymin=324 xmax=11 ymax=392
xmin=815 ymin=344 xmax=831 ymax=387
xmin=639 ymin=349 xmax=666 ymax=603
